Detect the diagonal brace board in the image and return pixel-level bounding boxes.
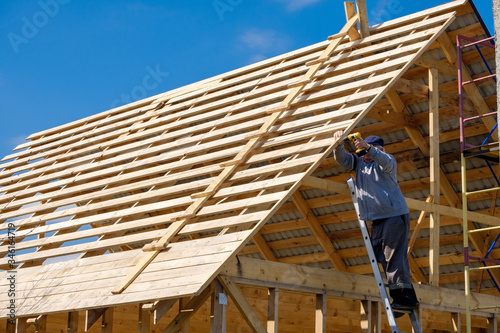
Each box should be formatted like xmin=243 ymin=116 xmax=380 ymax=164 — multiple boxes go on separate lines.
xmin=111 ymin=9 xmax=361 ymax=295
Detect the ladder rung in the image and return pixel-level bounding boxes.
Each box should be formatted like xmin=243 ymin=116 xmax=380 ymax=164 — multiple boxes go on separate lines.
xmin=469 ymin=225 xmax=500 ymax=234
xmin=465 ymin=186 xmax=500 ymax=197
xmin=470 ymin=264 xmax=500 ymax=271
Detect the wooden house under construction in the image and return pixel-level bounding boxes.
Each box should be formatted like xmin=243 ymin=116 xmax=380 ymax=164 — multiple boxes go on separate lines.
xmin=0 ymin=0 xmax=499 ymax=332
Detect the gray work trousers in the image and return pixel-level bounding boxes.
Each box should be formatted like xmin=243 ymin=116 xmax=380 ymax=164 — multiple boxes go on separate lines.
xmin=371 ymin=213 xmax=412 ymax=290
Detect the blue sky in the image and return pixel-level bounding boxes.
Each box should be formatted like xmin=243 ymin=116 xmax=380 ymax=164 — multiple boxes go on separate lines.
xmin=0 ymin=0 xmax=495 ymax=163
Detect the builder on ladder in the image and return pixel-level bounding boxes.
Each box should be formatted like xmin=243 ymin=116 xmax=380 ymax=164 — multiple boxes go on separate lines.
xmin=333 ymin=130 xmax=419 ymax=317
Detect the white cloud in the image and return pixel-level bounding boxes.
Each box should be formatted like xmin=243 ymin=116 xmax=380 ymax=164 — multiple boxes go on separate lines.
xmin=238 ymin=28 xmax=292 ymax=64
xmin=239 ymin=28 xmax=291 ymax=52
xmin=8 ymin=135 xmax=29 ymax=149
xmin=273 ymin=0 xmax=322 ymax=12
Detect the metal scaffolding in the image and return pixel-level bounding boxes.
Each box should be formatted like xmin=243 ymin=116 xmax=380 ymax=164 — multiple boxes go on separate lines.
xmin=457 ymin=34 xmax=500 ymax=333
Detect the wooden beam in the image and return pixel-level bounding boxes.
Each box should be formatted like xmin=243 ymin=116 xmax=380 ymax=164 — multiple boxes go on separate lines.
xmin=355 ymin=0 xmax=369 ymax=37
xmin=291 ymin=192 xmax=348 ymax=271
xmin=360 ymin=300 xmax=380 ymax=333
xmin=217 ymin=275 xmax=267 ymax=333
xmin=85 ymin=308 xmax=107 ymax=332
xmin=267 ymin=288 xmax=279 ymax=333
xmin=179 ymin=298 xmax=190 ymax=333
xmin=14 ymin=318 xmax=29 ymax=333
xmin=67 ymin=312 xmax=79 ymax=333
xmin=139 ymin=305 xmax=151 ymax=333
xmin=344 ymin=2 xmax=361 ymax=41
xmin=163 ymin=284 xmax=214 ymax=333
xmin=315 ymin=293 xmax=327 ymax=333
xmin=253 ymin=232 xmax=277 ymax=261
xmin=222 ymin=257 xmax=500 ymax=315
xmin=210 ymin=280 xmax=227 ymax=333
xmin=487 ymin=314 xmax=498 ymax=333
xmin=385 ymin=89 xmax=430 ymax=156
xmin=429 ymin=67 xmax=440 ymax=286
xmin=302 ymin=176 xmax=350 ymax=195
xmin=415 ymin=54 xmax=458 ymax=76
xmin=406 ymin=198 xmax=500 ymax=227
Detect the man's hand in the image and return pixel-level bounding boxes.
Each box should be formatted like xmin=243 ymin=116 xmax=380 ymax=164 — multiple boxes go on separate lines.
xmin=333 ymin=130 xmax=344 ymax=141
xmin=355 ymin=138 xmax=370 ymax=151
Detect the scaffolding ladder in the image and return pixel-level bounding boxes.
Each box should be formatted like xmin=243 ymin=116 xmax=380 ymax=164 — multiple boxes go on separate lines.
xmin=347 ymin=178 xmax=421 ymax=333
xmin=457 ymin=34 xmax=500 ymax=333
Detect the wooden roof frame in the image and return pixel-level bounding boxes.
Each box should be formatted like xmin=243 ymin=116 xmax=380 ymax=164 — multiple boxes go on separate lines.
xmin=0 ymin=0 xmax=499 ymax=332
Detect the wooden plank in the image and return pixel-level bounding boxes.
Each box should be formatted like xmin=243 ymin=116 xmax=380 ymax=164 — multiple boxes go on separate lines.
xmin=14 ymin=318 xmax=28 ymax=333
xmin=408 ymin=195 xmax=434 ymax=254
xmin=139 ymin=304 xmax=151 ymax=333
xmin=315 ymin=293 xmax=327 ymax=333
xmin=368 ymin=1 xmax=465 ymax=33
xmin=222 ymin=257 xmax=500 ymax=315
xmin=210 ymin=279 xmax=227 ymax=333
xmin=406 ymin=198 xmax=500 ymax=227
xmin=291 ymin=192 xmax=347 ymax=271
xmin=267 ymin=288 xmax=279 ymax=333
xmin=429 ymin=67 xmax=440 ymax=287
xmin=302 ymin=176 xmax=350 ymax=195
xmin=344 ymin=2 xmax=361 ymax=41
xmin=0 ymin=29 xmax=434 ymax=185
xmin=355 ymin=0 xmax=369 ymax=37
xmin=217 ymin=276 xmax=267 ymax=333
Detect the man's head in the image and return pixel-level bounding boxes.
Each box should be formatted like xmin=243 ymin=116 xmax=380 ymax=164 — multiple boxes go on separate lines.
xmin=363 ymin=136 xmax=384 ymax=162
xmin=364 ymin=136 xmax=384 ymax=148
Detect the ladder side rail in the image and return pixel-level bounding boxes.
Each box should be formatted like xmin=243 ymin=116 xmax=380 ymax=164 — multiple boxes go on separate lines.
xmin=347 ymin=178 xmax=401 ymax=333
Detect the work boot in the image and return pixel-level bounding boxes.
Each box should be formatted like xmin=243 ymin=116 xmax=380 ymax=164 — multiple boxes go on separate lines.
xmin=390 ymin=287 xmax=419 ymax=315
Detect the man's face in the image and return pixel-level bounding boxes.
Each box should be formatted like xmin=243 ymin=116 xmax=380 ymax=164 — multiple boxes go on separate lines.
xmin=363 ymin=145 xmax=383 ymax=162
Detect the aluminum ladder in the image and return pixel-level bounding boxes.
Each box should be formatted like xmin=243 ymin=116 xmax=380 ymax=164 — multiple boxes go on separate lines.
xmin=347 ymin=177 xmax=421 ymax=333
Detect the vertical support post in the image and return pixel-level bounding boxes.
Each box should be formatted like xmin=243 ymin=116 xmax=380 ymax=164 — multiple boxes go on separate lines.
xmin=210 ymin=280 xmax=227 ymax=333
xmin=139 ymin=305 xmax=151 ymax=333
xmin=67 ymin=312 xmax=79 ymax=333
xmin=355 ymin=0 xmax=370 ymax=37
xmin=315 ymin=293 xmax=327 ymax=333
xmin=451 ymin=312 xmax=461 ymax=333
xmin=101 ymin=308 xmax=114 ymax=333
xmin=267 ymin=288 xmax=279 ymax=333
xmin=179 ymin=298 xmax=191 ymax=333
xmin=14 ymin=318 xmax=27 ymax=333
xmin=360 ymin=300 xmax=381 ymax=333
xmin=429 ymin=67 xmax=440 ymax=286
xmin=487 ymin=314 xmax=498 ymax=333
